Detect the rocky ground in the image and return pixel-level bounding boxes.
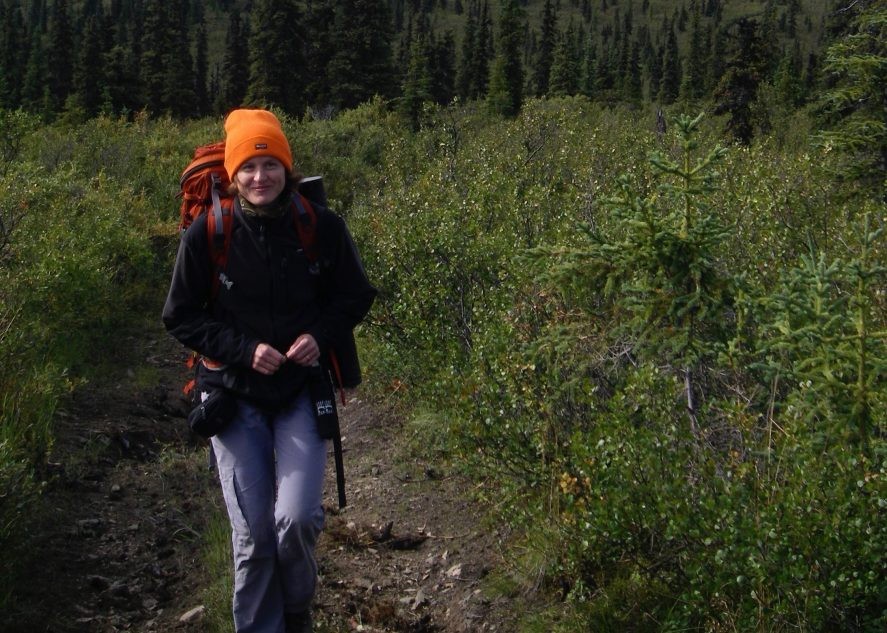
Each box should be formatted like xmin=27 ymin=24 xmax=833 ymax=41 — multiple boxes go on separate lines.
xmin=4 ymin=321 xmax=520 ymax=633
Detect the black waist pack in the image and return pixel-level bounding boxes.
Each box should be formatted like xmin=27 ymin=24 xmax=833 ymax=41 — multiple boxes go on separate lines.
xmin=188 ymin=383 xmax=238 ymax=439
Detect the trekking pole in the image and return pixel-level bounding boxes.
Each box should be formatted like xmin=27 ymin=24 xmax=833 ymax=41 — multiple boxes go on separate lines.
xmin=332 ymin=431 xmax=346 ymax=508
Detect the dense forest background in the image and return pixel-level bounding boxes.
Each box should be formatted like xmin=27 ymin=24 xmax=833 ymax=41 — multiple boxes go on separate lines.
xmin=1 ymin=0 xmax=885 ymax=631
xmin=0 ymin=0 xmax=849 ymax=133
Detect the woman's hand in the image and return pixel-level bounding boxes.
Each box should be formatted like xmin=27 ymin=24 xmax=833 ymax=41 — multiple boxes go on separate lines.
xmin=286 ymin=334 xmax=320 ymax=367
xmin=252 ymin=343 xmax=286 ymax=375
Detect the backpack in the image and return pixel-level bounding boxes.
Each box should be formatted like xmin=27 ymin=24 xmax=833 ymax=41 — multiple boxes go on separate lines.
xmin=177 ymin=141 xmax=322 ymax=298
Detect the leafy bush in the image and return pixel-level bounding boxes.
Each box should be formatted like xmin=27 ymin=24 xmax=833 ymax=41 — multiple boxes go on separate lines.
xmin=515 ymin=115 xmax=884 ymax=631
xmin=350 ymin=102 xmax=886 ymax=630
xmin=288 ymin=98 xmax=401 ymax=215
xmin=0 ymin=112 xmax=181 ymax=610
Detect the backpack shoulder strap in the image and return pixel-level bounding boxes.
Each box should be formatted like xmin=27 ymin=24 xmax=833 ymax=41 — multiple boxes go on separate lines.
xmin=291 ymin=192 xmax=319 ymax=263
xmin=206 ymin=186 xmax=235 ymax=300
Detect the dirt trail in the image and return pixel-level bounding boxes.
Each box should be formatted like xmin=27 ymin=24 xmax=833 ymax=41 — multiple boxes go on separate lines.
xmin=6 ymin=321 xmax=516 ymax=633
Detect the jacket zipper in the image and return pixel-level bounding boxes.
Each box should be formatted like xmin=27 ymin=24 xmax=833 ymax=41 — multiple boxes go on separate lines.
xmin=257 ymin=221 xmax=279 ymax=345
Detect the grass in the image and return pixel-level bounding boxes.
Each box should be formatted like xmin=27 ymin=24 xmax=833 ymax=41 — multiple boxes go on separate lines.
xmin=202 ymin=511 xmax=236 ymax=633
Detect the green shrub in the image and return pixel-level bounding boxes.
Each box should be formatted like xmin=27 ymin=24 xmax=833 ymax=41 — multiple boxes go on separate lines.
xmin=512 ymin=114 xmax=885 ymax=630
xmin=0 ymin=113 xmax=183 ymax=611
xmin=351 ymin=102 xmax=885 ymax=630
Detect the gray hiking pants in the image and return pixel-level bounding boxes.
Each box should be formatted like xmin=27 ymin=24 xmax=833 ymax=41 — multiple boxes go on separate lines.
xmin=211 ymin=390 xmax=327 ymax=633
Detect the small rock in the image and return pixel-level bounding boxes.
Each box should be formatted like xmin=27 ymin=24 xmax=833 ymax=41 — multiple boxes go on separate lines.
xmin=179 ymin=605 xmax=205 ymax=623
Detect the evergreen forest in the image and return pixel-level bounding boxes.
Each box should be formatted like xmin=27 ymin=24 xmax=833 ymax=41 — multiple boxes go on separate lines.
xmin=0 ymin=0 xmax=885 ymax=631
xmin=0 ymin=0 xmax=856 ymax=134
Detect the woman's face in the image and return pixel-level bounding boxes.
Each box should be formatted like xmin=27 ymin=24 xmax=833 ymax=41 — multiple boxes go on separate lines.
xmin=235 ymin=156 xmax=287 ymax=206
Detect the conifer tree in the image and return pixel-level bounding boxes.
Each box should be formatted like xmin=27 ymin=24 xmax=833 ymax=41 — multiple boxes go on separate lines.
xmin=140 ymin=0 xmax=169 ymax=114
xmin=485 ymin=55 xmax=511 ymax=114
xmin=706 ymin=24 xmax=726 ymax=92
xmin=785 ymin=0 xmax=800 ymax=38
xmin=432 ymin=31 xmax=457 ymax=104
xmin=400 ymin=28 xmax=433 ymax=129
xmin=246 ymin=0 xmax=306 ymax=113
xmin=78 ymin=0 xmax=101 ymax=27
xmin=815 ymin=0 xmax=887 ymax=197
xmin=624 ymin=39 xmax=643 ymax=102
xmin=595 ymin=39 xmax=617 ymax=93
xmin=759 ymin=0 xmax=780 ymax=75
xmin=471 ymin=0 xmax=494 ymax=98
xmin=97 ymin=3 xmax=114 ymax=61
xmin=802 ymin=51 xmax=818 ymax=97
xmin=677 ymin=3 xmax=688 ymax=31
xmin=28 ymin=0 xmax=47 ymax=32
xmin=395 ymin=15 xmax=413 ymax=87
xmin=658 ymin=24 xmax=681 ymax=104
xmin=302 ymin=0 xmax=336 ymax=110
xmin=549 ymin=21 xmax=580 ymax=97
xmin=21 ymin=28 xmax=49 ymax=116
xmin=161 ymin=0 xmax=198 ymax=117
xmin=104 ymin=18 xmax=141 ymax=116
xmin=773 ymin=41 xmax=805 ymax=108
xmin=0 ymin=0 xmax=27 ymax=108
xmin=616 ymin=18 xmax=631 ymax=91
xmin=117 ymin=2 xmax=143 ymax=113
xmin=647 ymin=42 xmax=663 ymax=101
xmin=532 ymin=0 xmax=558 ymax=96
xmin=580 ymin=35 xmax=597 ymax=97
xmin=217 ymin=8 xmax=249 ymax=113
xmin=712 ymin=18 xmax=769 ymax=145
xmin=679 ymin=3 xmax=705 ymax=102
xmin=486 ymin=0 xmax=525 ymax=116
xmin=45 ymin=0 xmax=74 ymax=115
xmin=640 ymin=23 xmax=655 ymax=70
xmin=193 ymin=21 xmax=210 ymax=117
xmin=456 ymin=1 xmax=478 ymax=99
xmin=326 ymin=0 xmax=395 ymax=110
xmin=70 ymin=13 xmax=105 ymax=118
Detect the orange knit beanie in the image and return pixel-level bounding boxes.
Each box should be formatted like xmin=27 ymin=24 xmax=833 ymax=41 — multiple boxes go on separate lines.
xmin=223 ymin=109 xmax=293 ymax=179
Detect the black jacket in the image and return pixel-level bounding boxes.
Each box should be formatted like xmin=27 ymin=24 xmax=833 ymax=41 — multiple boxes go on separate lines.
xmin=162 ymin=197 xmax=376 ymax=408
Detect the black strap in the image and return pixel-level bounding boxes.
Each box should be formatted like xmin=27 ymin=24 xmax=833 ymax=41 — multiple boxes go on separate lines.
xmin=211 ymin=173 xmax=226 ymax=251
xmin=292 ymin=191 xmax=309 ymax=223
xmin=333 ymin=434 xmax=346 ymax=508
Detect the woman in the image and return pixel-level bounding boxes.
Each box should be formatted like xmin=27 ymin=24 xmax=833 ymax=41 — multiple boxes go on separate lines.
xmin=163 ymin=108 xmax=376 ymax=633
